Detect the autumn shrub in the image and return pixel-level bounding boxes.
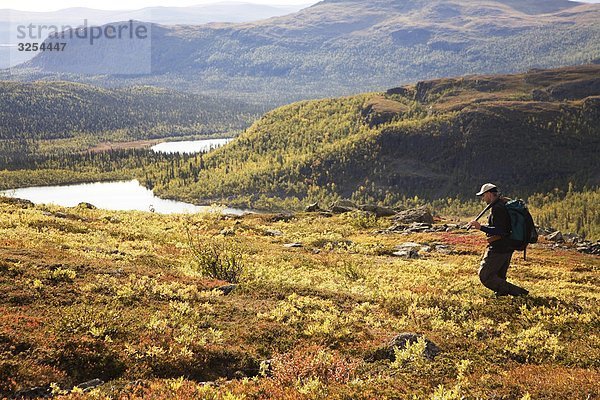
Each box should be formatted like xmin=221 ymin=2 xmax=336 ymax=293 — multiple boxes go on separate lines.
xmin=187 ymin=235 xmax=245 ymax=283
xmin=341 ymin=210 xmax=379 ymax=229
xmin=504 ymin=323 xmax=564 ymax=363
xmin=54 ymin=336 xmax=125 ymax=383
xmin=267 ymin=345 xmax=359 ymax=391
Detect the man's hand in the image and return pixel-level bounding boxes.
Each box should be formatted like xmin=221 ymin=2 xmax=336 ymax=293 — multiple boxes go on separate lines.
xmin=467 ymin=220 xmax=481 ymax=230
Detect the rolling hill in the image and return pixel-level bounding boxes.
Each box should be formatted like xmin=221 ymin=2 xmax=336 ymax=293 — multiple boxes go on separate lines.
xmin=6 ymin=0 xmax=600 ymax=105
xmin=0 ymin=80 xmax=260 ymax=144
xmin=142 ymin=64 xmax=600 ymax=207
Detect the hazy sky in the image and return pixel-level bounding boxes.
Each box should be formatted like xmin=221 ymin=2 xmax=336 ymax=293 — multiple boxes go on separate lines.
xmin=2 ymin=0 xmax=598 ymax=12
xmin=3 ymin=0 xmax=318 ymax=12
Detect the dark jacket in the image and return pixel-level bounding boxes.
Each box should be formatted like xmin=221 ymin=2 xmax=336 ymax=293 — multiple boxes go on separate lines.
xmin=480 ymin=198 xmax=513 ymax=253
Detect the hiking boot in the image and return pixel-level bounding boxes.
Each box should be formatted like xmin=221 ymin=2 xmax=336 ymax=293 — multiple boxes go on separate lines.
xmin=515 ymin=288 xmax=529 ymax=297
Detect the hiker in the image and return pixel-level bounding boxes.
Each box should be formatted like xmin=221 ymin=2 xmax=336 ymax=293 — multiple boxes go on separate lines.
xmin=467 ymin=183 xmax=529 ymax=297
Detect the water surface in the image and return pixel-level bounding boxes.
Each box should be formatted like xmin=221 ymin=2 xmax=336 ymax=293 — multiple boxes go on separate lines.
xmin=0 ymin=180 xmax=246 ymax=215
xmin=151 ymin=138 xmax=233 ymax=154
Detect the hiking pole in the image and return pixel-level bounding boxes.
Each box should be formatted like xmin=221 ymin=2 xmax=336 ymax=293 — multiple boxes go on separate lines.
xmin=466 ymin=202 xmax=494 ymax=231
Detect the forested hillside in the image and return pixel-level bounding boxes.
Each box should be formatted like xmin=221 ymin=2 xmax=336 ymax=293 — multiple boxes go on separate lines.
xmin=142 ymin=65 xmax=600 ymax=209
xmin=0 ymin=81 xmax=259 ymax=151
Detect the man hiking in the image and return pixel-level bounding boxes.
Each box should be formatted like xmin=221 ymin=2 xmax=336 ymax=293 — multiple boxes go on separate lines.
xmin=467 ymin=183 xmax=529 ymax=297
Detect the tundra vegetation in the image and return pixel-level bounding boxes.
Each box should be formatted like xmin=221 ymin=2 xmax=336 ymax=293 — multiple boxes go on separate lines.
xmin=0 ymin=197 xmax=598 ymax=399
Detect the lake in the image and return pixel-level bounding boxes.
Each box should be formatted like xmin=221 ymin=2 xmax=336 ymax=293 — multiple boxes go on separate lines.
xmin=151 ymin=138 xmax=233 ymax=154
xmin=0 ymin=180 xmax=247 ymax=215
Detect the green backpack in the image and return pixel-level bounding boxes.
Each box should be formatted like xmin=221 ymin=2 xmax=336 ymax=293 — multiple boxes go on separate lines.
xmin=504 ymin=199 xmax=538 ymax=259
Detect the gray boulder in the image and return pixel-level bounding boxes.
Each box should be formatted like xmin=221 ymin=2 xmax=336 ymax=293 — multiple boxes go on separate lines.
xmin=547 ymin=231 xmax=564 ymax=242
xmin=330 ymin=200 xmax=358 ymax=214
xmin=359 ymin=204 xmax=396 ymax=217
xmin=305 ymin=202 xmax=321 ymax=212
xmin=395 ymin=207 xmax=434 ymax=224
xmin=265 ymin=229 xmax=283 ymax=236
xmin=75 ymin=379 xmax=104 ymax=392
xmin=393 ymin=242 xmax=423 ymax=258
xmin=217 ymin=284 xmax=238 ymax=295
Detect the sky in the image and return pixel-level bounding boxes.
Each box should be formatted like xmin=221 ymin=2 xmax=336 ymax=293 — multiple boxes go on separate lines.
xmin=2 ymin=0 xmax=598 ymax=12
xmin=2 ymin=0 xmax=318 ymax=12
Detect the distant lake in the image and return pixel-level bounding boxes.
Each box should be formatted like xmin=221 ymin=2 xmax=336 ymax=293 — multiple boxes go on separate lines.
xmin=0 ymin=180 xmax=247 ymax=215
xmin=151 ymin=138 xmax=233 ymax=154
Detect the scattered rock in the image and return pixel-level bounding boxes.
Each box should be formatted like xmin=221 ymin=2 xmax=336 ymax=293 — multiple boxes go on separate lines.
xmin=331 ymin=200 xmax=357 ymax=209
xmin=379 ymin=223 xmax=408 ymax=233
xmin=536 ymin=226 xmax=599 ymax=255
xmin=563 ymin=233 xmax=580 ymax=244
xmin=406 ymin=222 xmax=433 ymax=232
xmin=546 ymin=231 xmax=564 ymax=242
xmin=222 ymin=213 xmax=243 ymax=220
xmin=369 ymin=333 xmax=441 ymax=362
xmin=0 ymin=196 xmax=34 ymax=208
xmin=217 ymin=284 xmax=238 ymax=295
xmin=283 ymin=242 xmax=303 ymax=248
xmin=393 ymin=243 xmax=422 ymax=258
xmin=41 ymin=210 xmax=88 ymax=221
xmin=331 ymin=205 xmax=354 ymax=214
xmin=377 ymin=221 xmax=459 ymax=235
xmin=77 ymin=202 xmax=97 ymax=210
xmin=268 ymin=213 xmax=294 ymax=222
xmin=392 ymin=249 xmax=420 ymax=259
xmin=305 ymin=202 xmax=321 ymax=212
xmin=577 ymin=242 xmax=600 ymax=255
xmin=13 ymin=385 xmax=52 ymax=398
xmin=359 ymin=204 xmax=396 ymax=217
xmin=265 ymin=229 xmax=283 ymax=237
xmin=220 ymin=228 xmax=235 ymax=236
xmin=394 ymin=242 xmax=422 ymax=251
xmin=75 ymin=378 xmax=104 ymax=392
xmin=434 ymin=244 xmax=453 ymax=254
xmin=394 ymin=207 xmax=434 ymax=224
xmin=330 ymin=200 xmax=357 ymax=213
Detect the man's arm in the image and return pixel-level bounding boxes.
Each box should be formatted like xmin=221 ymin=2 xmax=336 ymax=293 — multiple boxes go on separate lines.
xmin=480 ymin=205 xmax=511 ymax=236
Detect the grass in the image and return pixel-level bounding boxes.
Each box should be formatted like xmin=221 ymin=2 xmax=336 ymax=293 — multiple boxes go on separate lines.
xmin=0 ymin=198 xmax=598 ymax=399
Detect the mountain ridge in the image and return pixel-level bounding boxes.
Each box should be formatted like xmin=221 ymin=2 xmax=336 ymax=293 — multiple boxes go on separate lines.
xmin=6 ymin=0 xmax=599 ymax=105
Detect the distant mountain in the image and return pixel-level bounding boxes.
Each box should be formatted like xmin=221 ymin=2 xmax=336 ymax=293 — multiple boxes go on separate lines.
xmin=0 ymin=2 xmax=311 ymax=67
xmin=6 ymin=0 xmax=600 ymax=106
xmin=144 ymin=65 xmax=600 ymax=206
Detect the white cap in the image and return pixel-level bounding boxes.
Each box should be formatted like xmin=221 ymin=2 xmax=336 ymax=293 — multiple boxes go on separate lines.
xmin=476 ymin=183 xmax=498 ymax=196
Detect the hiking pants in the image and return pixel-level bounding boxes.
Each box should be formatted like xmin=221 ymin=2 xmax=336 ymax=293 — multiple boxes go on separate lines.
xmin=478 ymin=249 xmax=528 ymax=296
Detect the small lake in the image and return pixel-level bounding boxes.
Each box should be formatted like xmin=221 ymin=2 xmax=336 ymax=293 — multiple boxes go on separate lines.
xmin=0 ymin=180 xmax=247 ymax=215
xmin=151 ymin=138 xmax=233 ymax=154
